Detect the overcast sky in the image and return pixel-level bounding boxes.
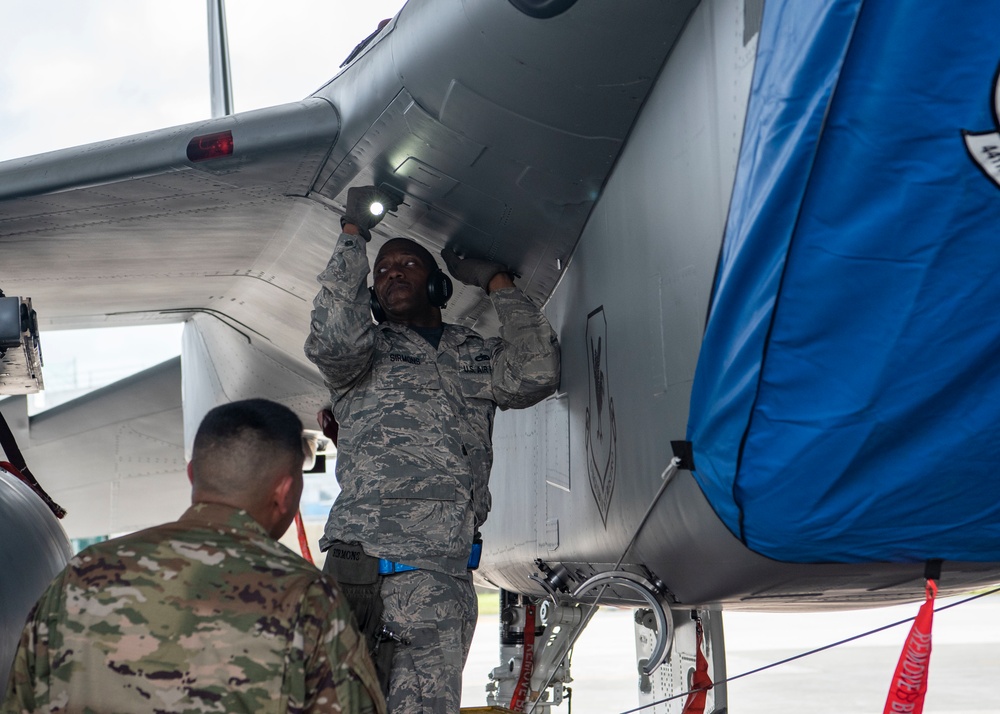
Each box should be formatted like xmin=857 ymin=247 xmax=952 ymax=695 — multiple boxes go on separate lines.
xmin=1 ymin=1 xmax=407 ymax=159
xmin=1 ymin=0 xmax=406 ymax=395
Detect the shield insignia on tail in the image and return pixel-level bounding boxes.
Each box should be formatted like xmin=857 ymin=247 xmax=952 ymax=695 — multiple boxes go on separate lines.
xmin=585 ymin=306 xmax=617 ymax=526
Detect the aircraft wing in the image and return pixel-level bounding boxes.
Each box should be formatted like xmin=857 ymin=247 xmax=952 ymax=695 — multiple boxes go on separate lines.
xmin=1 ymin=0 xmax=693 ymax=360
xmin=1 ymin=0 xmax=696 ymax=534
xmin=0 ymin=98 xmax=342 ymax=356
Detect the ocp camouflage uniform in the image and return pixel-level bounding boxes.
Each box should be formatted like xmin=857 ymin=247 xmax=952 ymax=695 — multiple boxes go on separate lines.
xmin=304 ymin=232 xmax=560 ymax=712
xmin=2 ymin=503 xmax=385 ymax=714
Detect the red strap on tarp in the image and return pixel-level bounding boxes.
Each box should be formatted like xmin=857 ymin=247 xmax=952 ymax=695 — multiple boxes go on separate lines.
xmin=294 ymin=510 xmax=314 ymax=565
xmin=883 ymin=579 xmax=937 ymax=714
xmin=510 ymin=603 xmax=536 ymax=712
xmin=681 ymin=617 xmax=713 ymax=714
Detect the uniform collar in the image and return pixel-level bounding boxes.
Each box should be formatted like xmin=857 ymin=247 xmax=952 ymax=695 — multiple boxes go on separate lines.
xmin=179 ymin=502 xmax=270 ymax=538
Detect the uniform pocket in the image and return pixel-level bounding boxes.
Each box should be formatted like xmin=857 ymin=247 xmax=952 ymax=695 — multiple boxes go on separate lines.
xmin=366 ymin=357 xmax=442 ymax=437
xmin=374 ymin=355 xmax=440 ymax=392
xmin=378 ymin=481 xmax=464 ymax=556
xmin=458 ymin=367 xmax=493 ymax=401
xmin=386 ymin=624 xmax=444 ymax=711
xmin=454 ymin=342 xmax=493 ymax=400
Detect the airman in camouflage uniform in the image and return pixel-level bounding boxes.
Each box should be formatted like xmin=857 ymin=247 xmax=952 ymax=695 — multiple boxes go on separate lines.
xmin=304 ymin=186 xmax=560 ymax=712
xmin=2 ymin=399 xmax=385 ymax=714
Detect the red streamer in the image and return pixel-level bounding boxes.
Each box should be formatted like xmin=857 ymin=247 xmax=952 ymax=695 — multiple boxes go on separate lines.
xmin=681 ymin=617 xmax=713 ymax=714
xmin=294 ymin=510 xmax=314 ymax=565
xmin=510 ymin=604 xmax=536 ymax=712
xmin=883 ymin=579 xmax=937 ymax=714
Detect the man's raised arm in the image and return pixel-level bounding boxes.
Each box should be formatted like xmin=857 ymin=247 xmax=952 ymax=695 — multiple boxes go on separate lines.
xmin=304 ymin=187 xmax=396 ymax=395
xmin=441 ymin=248 xmax=561 ymax=410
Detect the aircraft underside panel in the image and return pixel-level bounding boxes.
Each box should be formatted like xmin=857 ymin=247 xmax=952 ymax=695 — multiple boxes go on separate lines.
xmin=688 ymin=0 xmax=1000 ymax=563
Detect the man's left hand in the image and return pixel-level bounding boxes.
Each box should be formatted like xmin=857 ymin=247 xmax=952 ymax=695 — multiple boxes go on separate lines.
xmin=442 ymin=248 xmax=512 ymax=293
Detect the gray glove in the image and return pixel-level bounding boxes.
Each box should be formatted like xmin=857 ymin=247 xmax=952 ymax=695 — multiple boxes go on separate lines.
xmin=342 ymin=186 xmax=398 ymax=242
xmin=441 ymin=247 xmax=510 ymax=291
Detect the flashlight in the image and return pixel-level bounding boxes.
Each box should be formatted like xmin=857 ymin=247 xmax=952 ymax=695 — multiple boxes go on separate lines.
xmin=369 ymin=201 xmax=385 ymax=217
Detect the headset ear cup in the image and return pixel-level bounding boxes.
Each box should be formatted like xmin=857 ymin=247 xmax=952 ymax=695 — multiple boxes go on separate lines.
xmin=369 ymin=286 xmax=386 ymax=324
xmin=427 ymin=270 xmax=453 ymax=308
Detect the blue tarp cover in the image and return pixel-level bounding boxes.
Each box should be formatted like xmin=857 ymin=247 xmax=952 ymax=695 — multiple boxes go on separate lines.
xmin=687 ymin=0 xmax=1000 ymax=563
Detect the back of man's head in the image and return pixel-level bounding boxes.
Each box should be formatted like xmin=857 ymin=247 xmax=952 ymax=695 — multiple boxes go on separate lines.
xmin=189 ymin=399 xmax=305 ymax=524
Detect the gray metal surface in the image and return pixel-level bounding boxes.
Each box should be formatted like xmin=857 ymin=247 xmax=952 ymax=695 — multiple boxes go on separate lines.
xmin=480 ymin=0 xmax=751 ymax=594
xmin=179 ymin=313 xmax=333 ymax=459
xmin=0 ymin=466 xmax=71 ymax=686
xmin=16 ymin=358 xmax=187 ymax=539
xmin=0 ymin=0 xmax=690 ymax=347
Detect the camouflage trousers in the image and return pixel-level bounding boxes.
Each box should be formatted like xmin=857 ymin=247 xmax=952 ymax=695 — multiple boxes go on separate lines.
xmin=380 ymin=569 xmax=478 ymax=713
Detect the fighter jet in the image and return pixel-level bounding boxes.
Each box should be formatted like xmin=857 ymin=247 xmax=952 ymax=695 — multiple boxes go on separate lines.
xmin=4 ymin=1 xmax=1000 ymax=710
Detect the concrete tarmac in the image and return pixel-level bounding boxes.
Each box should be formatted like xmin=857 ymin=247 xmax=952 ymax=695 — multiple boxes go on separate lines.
xmin=462 ymin=592 xmax=1000 ymax=713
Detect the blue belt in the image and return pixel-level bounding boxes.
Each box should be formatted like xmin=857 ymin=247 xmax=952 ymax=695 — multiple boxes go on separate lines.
xmin=378 ymin=559 xmax=419 ymax=575
xmin=378 ymin=540 xmax=482 ymax=575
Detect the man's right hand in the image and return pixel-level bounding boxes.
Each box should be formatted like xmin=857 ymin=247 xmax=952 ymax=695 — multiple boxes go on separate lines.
xmin=342 ymin=186 xmax=397 ymax=242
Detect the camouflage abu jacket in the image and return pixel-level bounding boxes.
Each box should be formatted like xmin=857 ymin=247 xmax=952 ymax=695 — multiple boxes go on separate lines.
xmin=2 ymin=503 xmax=386 ymax=714
xmin=304 ymin=232 xmax=560 ymax=576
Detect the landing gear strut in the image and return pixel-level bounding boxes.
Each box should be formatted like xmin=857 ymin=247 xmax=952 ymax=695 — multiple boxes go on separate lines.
xmin=487 ymin=589 xmax=579 ymax=712
xmin=487 ymin=566 xmax=677 ymax=712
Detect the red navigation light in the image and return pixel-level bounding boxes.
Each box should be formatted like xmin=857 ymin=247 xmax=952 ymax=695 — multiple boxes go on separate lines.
xmin=186 ymin=130 xmax=234 ymax=162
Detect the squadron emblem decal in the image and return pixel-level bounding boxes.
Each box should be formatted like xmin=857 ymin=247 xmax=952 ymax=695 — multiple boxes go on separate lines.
xmin=585 ymin=306 xmax=617 ymax=527
xmin=963 ymin=62 xmax=1000 ymax=186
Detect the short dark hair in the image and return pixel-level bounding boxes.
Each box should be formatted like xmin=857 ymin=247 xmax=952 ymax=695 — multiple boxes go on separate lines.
xmin=191 ymin=399 xmax=304 ymax=495
xmin=377 ymin=237 xmax=439 ymax=273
